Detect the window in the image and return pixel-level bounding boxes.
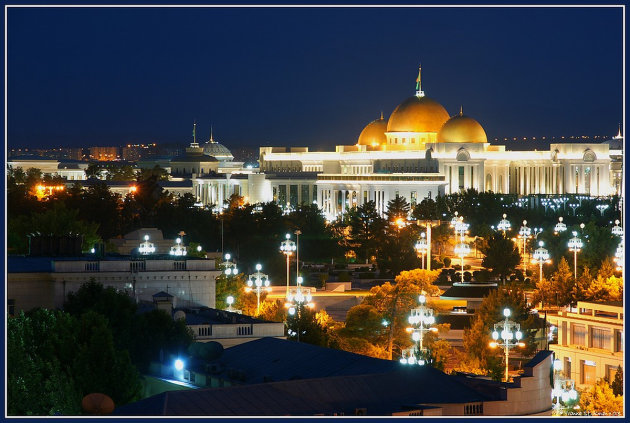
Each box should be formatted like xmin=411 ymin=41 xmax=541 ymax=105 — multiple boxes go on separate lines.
xmin=591 ymin=327 xmax=610 ymax=349
xmin=616 ymin=331 xmax=623 ymax=352
xmin=410 ymin=191 xmax=417 ymax=206
xmin=278 ymin=185 xmax=287 ymax=205
xmin=564 ymin=357 xmax=572 ymax=379
xmin=572 ymin=324 xmax=586 ymax=346
xmin=464 ymin=403 xmax=483 ymax=416
xmin=301 ymin=185 xmax=310 ymax=204
xmin=458 ymin=166 xmax=465 ymax=190
xmin=607 ymin=365 xmax=620 ymax=383
xmin=581 ymin=360 xmax=596 ymax=384
xmin=290 ymin=185 xmax=298 ymax=205
xmin=8 ymin=299 xmax=15 ymax=316
xmin=312 ymin=185 xmax=317 ymax=203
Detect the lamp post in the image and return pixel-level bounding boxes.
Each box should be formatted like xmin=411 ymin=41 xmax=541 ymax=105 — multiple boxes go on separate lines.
xmin=568 ymin=202 xmax=578 ymax=216
xmin=532 ymin=241 xmax=551 ymax=282
xmin=415 ymin=233 xmax=428 ymax=269
xmin=596 ymin=204 xmax=609 ymax=217
xmin=221 ymin=253 xmax=239 ymax=276
xmin=279 ymin=233 xmax=296 ymax=297
xmin=554 ymin=217 xmax=567 ymax=234
xmin=285 ymin=276 xmax=314 ymax=342
xmin=518 ymin=220 xmax=532 ymax=273
xmin=401 ymin=294 xmax=437 ymax=366
xmin=489 ymin=308 xmax=525 ymax=382
xmin=246 ymin=264 xmax=270 ymax=315
xmin=139 ymin=234 xmax=156 ymax=255
xmin=552 ymin=359 xmax=578 ymax=414
xmin=294 ymin=229 xmax=302 ymax=279
xmin=225 ymin=295 xmax=241 ymax=314
xmin=454 ymin=242 xmax=470 ymax=283
xmin=567 ymin=231 xmax=583 ymax=281
xmin=612 ymin=219 xmax=623 ymax=237
xmin=497 ymin=213 xmax=511 ymax=236
xmin=614 ymin=243 xmax=623 ymax=271
xmin=169 ymin=237 xmax=187 ymax=256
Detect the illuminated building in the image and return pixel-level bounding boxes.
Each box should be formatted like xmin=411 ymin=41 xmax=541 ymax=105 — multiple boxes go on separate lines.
xmin=547 ymin=301 xmax=623 ymax=388
xmin=192 ymin=66 xmax=622 ymax=216
xmin=89 ymin=146 xmax=119 ymax=161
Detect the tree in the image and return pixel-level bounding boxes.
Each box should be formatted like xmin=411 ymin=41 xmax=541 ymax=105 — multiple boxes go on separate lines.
xmin=362 ymin=276 xmax=427 ymax=359
xmin=84 ymin=163 xmax=102 ymax=179
xmin=8 ymin=309 xmax=142 ymax=415
xmin=412 ymin=197 xmax=439 ymax=220
xmin=553 ymin=257 xmax=575 ymax=306
xmin=342 ymin=304 xmax=385 ymax=344
xmin=480 ymin=232 xmax=521 ymax=284
xmin=346 ymin=201 xmax=385 ymax=263
xmin=579 ymin=379 xmax=623 ymax=415
xmin=394 ymin=269 xmax=441 ymax=296
xmin=462 ymin=287 xmax=537 ymax=379
xmin=385 ymin=195 xmax=410 ymax=224
xmin=286 ymin=304 xmax=329 ymax=346
xmin=138 ymin=165 xmax=169 ymax=181
xmin=611 ymin=366 xmax=623 ymax=397
xmin=376 ymin=225 xmax=421 ymax=275
xmin=585 ymin=275 xmax=623 ymax=302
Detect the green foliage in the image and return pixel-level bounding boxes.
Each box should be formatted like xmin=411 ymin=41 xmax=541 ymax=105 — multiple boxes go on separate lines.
xmin=7 ymin=309 xmax=141 ymax=415
xmin=579 ymin=378 xmax=623 ymax=415
xmin=611 ymin=366 xmax=623 ymax=396
xmin=480 ymin=232 xmax=521 ymax=283
xmin=286 ymin=304 xmax=329 ymax=346
xmin=346 ymin=201 xmax=386 ymax=263
xmin=64 ymin=281 xmax=193 ymax=373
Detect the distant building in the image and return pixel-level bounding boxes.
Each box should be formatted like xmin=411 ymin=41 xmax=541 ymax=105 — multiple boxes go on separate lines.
xmin=7 ymin=255 xmax=221 ymax=313
xmin=122 ymin=144 xmax=157 ymax=161
xmin=7 ymin=155 xmax=88 ymax=181
xmin=547 ymin=301 xmax=623 ymax=388
xmin=89 ymin=146 xmax=119 ymax=161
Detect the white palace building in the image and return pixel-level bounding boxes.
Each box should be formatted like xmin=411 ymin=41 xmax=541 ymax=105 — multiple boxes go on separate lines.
xmin=191 ymin=67 xmax=623 ymax=218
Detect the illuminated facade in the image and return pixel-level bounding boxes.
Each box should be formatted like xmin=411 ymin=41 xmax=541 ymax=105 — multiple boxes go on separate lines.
xmin=191 ymin=66 xmax=622 ymax=216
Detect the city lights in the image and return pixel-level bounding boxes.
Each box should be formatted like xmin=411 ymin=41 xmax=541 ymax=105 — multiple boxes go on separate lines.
xmin=568 ymin=231 xmax=583 ymax=280
xmin=138 ymin=234 xmax=156 ymax=255
xmin=246 ymin=263 xmax=270 ymax=315
xmin=280 ymin=234 xmax=297 ymax=297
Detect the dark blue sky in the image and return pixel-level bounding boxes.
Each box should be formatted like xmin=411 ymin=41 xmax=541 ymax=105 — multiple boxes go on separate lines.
xmin=7 ymin=6 xmax=623 ymax=149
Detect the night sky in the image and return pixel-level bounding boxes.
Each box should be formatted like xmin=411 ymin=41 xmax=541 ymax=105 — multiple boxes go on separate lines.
xmin=7 ymin=6 xmax=623 ymax=150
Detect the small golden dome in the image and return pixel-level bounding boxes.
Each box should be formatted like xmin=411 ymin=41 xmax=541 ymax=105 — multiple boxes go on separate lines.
xmin=387 ymin=96 xmax=450 ymax=133
xmin=358 ymin=115 xmax=387 ymax=146
xmin=437 ymin=113 xmax=487 ymax=143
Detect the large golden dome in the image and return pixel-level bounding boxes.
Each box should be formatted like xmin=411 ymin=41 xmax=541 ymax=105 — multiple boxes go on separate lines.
xmin=357 ymin=115 xmax=387 ymax=146
xmin=437 ymin=112 xmax=487 ymax=143
xmin=387 ymin=96 xmax=450 ymax=133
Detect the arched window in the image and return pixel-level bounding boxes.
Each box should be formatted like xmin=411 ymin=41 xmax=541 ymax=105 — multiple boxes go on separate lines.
xmin=485 ymin=174 xmax=493 ymax=191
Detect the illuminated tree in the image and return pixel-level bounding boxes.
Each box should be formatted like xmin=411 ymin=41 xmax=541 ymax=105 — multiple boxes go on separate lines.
xmin=480 ymin=232 xmax=521 ymax=284
xmin=579 ymin=379 xmax=623 ymax=415
xmin=586 ymin=275 xmax=623 ymax=302
xmin=346 ymin=201 xmax=386 ymax=263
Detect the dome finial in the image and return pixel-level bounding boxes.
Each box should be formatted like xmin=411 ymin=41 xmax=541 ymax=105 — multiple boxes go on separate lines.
xmin=210 ymin=124 xmax=215 ymax=143
xmin=614 ymin=123 xmax=623 ymax=139
xmin=380 ymin=110 xmax=384 ymax=120
xmin=459 ymin=105 xmax=463 ymax=116
xmin=415 ymin=63 xmax=425 ymax=98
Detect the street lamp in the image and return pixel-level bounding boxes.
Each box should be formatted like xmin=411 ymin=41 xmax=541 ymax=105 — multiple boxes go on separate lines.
xmin=568 ymin=202 xmax=578 ymax=216
xmin=294 ymin=229 xmax=302 ymax=279
xmin=554 ymin=217 xmax=567 ymax=234
xmin=225 ymin=295 xmax=241 ymax=314
xmin=285 ymin=276 xmax=315 ymax=342
xmin=246 ymin=264 xmax=270 ymax=315
xmin=489 ymin=308 xmax=525 ymax=382
xmin=454 ymin=242 xmax=470 ymax=283
xmin=169 ymin=237 xmax=187 ymax=256
xmin=401 ymin=294 xmax=437 ymax=366
xmin=614 ymin=243 xmax=624 ymax=271
xmin=612 ymin=219 xmax=623 ymax=237
xmin=139 ymin=234 xmax=156 ymax=255
xmin=567 ymin=231 xmax=583 ymax=281
xmin=415 ymin=233 xmax=428 ymax=269
xmin=518 ymin=220 xmax=532 ymax=273
xmin=279 ymin=233 xmax=296 ymax=297
xmin=532 ymin=241 xmax=551 ymax=282
xmin=596 ymin=204 xmax=609 ymax=217
xmin=221 ymin=253 xmax=239 ymax=275
xmin=552 ymin=359 xmax=578 ymax=413
xmin=497 ymin=213 xmax=511 ymax=236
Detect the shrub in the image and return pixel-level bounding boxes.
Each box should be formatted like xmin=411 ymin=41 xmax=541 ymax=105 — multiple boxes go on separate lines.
xmin=525 ymin=269 xmax=533 ymax=277
xmin=463 ymin=271 xmax=472 ymax=282
xmin=443 ymin=257 xmax=452 ymax=268
xmin=473 ymin=269 xmax=491 ymax=282
xmin=463 ymin=264 xmax=471 ymax=271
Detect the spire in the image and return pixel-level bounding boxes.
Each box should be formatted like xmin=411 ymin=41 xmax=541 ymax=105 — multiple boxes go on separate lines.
xmin=210 ymin=124 xmax=216 ymax=143
xmin=459 ymin=105 xmax=463 ymax=116
xmin=191 ymin=121 xmax=199 ymax=148
xmin=614 ymin=123 xmax=623 ymax=139
xmin=415 ymin=64 xmax=425 ymax=98
xmin=380 ymin=110 xmax=384 ymax=120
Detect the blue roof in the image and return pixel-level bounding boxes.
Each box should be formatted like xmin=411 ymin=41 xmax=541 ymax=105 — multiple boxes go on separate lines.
xmin=7 ymin=256 xmax=54 ymax=273
xmin=207 ymin=337 xmax=401 ymax=384
xmin=114 ymin=366 xmax=491 ymax=416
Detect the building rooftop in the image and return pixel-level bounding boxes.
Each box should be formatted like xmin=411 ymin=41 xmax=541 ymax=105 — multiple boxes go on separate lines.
xmin=114 ymin=366 xmax=491 ymax=416
xmin=179 ymin=307 xmax=271 ymax=326
xmin=440 ymin=283 xmax=497 ymax=300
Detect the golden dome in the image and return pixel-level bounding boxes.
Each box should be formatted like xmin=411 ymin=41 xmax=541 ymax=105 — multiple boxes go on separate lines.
xmin=437 ymin=112 xmax=487 ymax=143
xmin=386 ymin=96 xmax=450 ymax=133
xmin=358 ymin=115 xmax=387 ymax=146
